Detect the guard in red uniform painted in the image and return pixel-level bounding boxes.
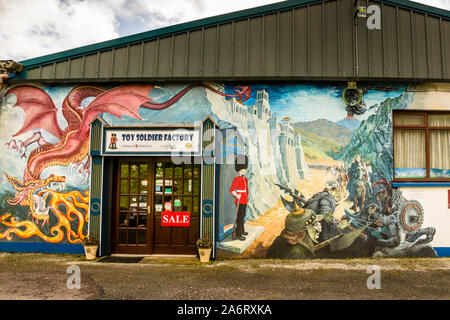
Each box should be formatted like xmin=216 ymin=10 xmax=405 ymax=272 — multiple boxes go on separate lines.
xmin=230 ymin=154 xmax=249 ymax=241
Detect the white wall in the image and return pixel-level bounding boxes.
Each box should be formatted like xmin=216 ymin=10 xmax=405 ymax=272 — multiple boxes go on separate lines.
xmin=399 ymin=187 xmax=450 ymax=248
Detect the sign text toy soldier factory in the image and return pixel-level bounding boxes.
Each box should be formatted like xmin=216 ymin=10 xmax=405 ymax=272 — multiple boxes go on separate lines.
xmin=104 ymin=128 xmax=201 ymax=154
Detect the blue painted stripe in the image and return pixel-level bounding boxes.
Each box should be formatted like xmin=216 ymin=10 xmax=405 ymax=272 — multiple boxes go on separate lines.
xmin=434 ymin=247 xmax=450 ymax=257
xmin=0 ymin=242 xmax=84 ymax=254
xmin=392 ymin=182 xmax=450 ymax=187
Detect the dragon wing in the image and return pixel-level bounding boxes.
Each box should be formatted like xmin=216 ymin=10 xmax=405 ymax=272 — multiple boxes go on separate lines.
xmin=6 ymin=85 xmax=64 ymax=139
xmin=76 ymin=85 xmax=155 ymax=138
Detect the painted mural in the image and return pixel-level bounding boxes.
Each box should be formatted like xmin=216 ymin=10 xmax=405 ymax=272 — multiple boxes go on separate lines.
xmin=213 ymin=83 xmax=440 ymax=259
xmin=0 ymin=83 xmax=249 ymax=247
xmin=0 ymin=81 xmax=446 ymax=257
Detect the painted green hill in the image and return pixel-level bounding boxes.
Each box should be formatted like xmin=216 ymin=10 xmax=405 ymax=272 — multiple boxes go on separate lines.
xmin=294 ymin=119 xmax=353 ymax=145
xmin=294 ymin=119 xmax=353 ymax=161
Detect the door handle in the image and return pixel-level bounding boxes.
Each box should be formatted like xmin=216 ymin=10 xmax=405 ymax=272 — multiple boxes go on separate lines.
xmin=147 ymin=206 xmax=151 ymax=215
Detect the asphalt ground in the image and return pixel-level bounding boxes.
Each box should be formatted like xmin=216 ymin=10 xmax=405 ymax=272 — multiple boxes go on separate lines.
xmin=0 ymin=252 xmax=449 ymax=300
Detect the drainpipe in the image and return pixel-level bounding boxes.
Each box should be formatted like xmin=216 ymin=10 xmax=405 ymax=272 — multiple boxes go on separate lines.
xmin=353 ymin=0 xmax=360 ymax=80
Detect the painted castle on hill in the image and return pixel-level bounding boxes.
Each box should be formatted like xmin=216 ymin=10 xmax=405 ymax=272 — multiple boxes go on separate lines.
xmin=207 ymin=86 xmax=309 ymax=228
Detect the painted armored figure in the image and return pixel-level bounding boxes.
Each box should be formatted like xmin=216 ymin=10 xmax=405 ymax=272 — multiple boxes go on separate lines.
xmin=266 ymin=207 xmax=324 ymax=259
xmin=270 ymin=183 xmax=368 ymax=259
xmin=276 ymin=182 xmax=347 ymax=242
xmin=347 ymin=155 xmax=369 ymax=213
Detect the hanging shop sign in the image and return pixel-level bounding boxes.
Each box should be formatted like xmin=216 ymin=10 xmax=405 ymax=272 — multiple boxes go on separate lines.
xmin=161 ymin=212 xmax=191 ymax=227
xmin=103 ymin=127 xmax=201 ymax=155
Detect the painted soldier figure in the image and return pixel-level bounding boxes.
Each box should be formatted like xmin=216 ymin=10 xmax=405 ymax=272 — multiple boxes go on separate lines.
xmin=109 ymin=133 xmax=117 ymax=149
xmin=229 ymin=154 xmax=249 ymax=241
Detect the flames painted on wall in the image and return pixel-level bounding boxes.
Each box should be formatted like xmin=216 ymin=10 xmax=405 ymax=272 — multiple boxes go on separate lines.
xmin=0 ymin=190 xmax=88 ymax=243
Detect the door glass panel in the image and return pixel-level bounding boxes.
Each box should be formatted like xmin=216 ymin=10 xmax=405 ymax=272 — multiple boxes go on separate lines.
xmin=193 ymin=196 xmax=199 ymax=213
xmin=164 ymin=180 xmax=172 ymax=194
xmin=174 ymin=197 xmax=182 ymax=211
xmin=155 ymin=180 xmax=163 ymax=194
xmin=129 ymin=212 xmax=137 ymax=227
xmin=183 ymin=197 xmax=192 ymax=212
xmin=138 ymin=196 xmax=147 ymax=209
xmin=130 ymin=197 xmax=138 ymax=211
xmin=184 ymin=180 xmax=192 ymax=194
xmin=140 ymin=180 xmax=148 ymax=194
xmin=120 ymin=179 xmax=128 ymax=193
xmin=140 ymin=163 xmax=148 ymax=177
xmin=138 ymin=230 xmax=146 ymax=244
xmin=165 ymin=163 xmax=173 ymax=178
xmin=184 ymin=165 xmax=192 ymax=178
xmin=119 ymin=213 xmax=128 ymax=227
xmin=130 ymin=164 xmax=139 ymax=177
xmin=118 ymin=230 xmax=127 ymax=244
xmin=193 ymin=165 xmax=200 ymax=178
xmin=164 ymin=197 xmax=172 ymax=211
xmin=174 ymin=179 xmax=182 ymax=195
xmin=156 ymin=163 xmax=163 ymax=177
xmin=174 ymin=165 xmax=183 ymax=178
xmin=193 ymin=179 xmax=199 ymax=194
xmin=130 ymin=179 xmax=139 ymax=194
xmin=138 ymin=213 xmax=147 ymax=227
xmin=120 ymin=164 xmax=129 ymax=177
xmin=128 ymin=229 xmax=137 ymax=244
xmin=155 ymin=196 xmax=162 ymax=212
xmin=119 ymin=196 xmax=128 ymax=210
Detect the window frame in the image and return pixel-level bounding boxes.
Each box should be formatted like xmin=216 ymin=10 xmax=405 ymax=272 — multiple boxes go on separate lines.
xmin=392 ymin=110 xmax=450 ymax=182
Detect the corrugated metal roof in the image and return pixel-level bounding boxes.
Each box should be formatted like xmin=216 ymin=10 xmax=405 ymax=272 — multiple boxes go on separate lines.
xmin=11 ymin=0 xmax=450 ymax=82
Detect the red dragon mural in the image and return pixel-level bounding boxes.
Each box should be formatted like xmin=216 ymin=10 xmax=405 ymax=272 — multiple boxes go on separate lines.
xmin=0 ymin=83 xmax=251 ymax=243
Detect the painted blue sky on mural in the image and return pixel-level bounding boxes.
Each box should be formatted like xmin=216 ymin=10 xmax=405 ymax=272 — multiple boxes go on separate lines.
xmin=225 ymin=83 xmax=406 ymax=123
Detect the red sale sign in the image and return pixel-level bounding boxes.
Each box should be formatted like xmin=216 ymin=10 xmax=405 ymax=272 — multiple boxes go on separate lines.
xmin=161 ymin=212 xmax=190 ymax=227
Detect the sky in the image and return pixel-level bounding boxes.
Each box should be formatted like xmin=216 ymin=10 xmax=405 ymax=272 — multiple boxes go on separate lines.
xmin=1 ymin=0 xmax=449 ymax=62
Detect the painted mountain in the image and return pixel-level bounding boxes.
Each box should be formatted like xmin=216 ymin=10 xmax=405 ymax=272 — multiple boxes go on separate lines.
xmin=336 ymin=117 xmax=361 ymax=131
xmin=294 ymin=119 xmax=352 ymax=162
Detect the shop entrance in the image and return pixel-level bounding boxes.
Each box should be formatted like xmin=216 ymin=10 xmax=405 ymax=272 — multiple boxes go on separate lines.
xmin=111 ymin=157 xmax=201 ymax=255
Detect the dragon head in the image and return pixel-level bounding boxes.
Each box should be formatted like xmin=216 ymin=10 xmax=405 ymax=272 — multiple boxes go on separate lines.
xmin=5 ymin=173 xmax=66 ymax=223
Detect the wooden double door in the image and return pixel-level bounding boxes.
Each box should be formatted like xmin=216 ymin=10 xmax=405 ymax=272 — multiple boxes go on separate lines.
xmin=112 ymin=157 xmax=201 ymax=254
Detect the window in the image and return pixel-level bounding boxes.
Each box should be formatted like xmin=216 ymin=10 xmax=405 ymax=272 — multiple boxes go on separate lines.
xmin=393 ymin=111 xmax=450 ymax=181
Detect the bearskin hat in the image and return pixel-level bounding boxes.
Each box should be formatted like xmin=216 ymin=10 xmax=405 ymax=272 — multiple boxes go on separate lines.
xmin=234 ymin=154 xmax=248 ymax=172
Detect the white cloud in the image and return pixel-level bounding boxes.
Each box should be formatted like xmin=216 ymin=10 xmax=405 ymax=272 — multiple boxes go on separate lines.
xmin=0 ymin=0 xmax=278 ymax=61
xmin=0 ymin=0 xmax=120 ymax=60
xmin=417 ymin=0 xmax=450 ymax=10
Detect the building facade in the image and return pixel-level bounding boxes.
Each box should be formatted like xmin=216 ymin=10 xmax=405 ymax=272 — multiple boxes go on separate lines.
xmin=0 ymin=0 xmax=449 ymax=259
